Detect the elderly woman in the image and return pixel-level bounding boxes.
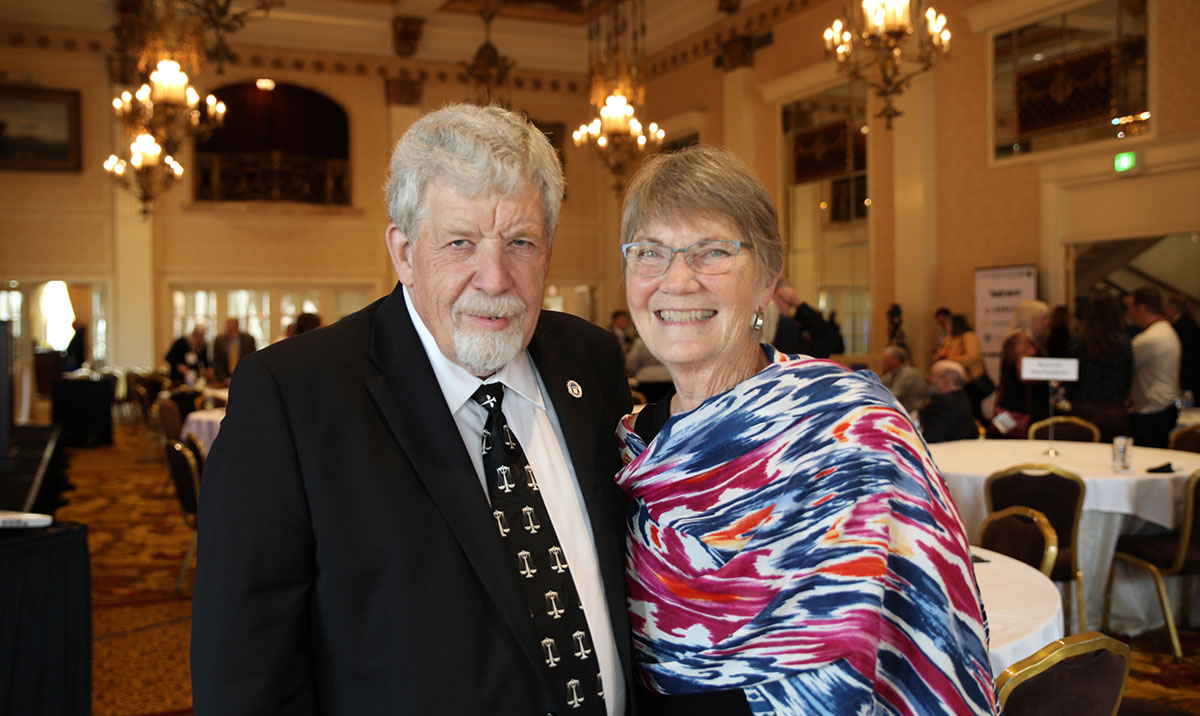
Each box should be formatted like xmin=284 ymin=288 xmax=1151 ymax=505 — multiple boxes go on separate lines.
xmin=614 ymin=146 xmax=996 ymax=716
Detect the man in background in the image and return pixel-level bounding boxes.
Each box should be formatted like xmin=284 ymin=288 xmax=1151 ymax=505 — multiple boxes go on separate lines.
xmin=880 ymin=345 xmax=924 ymax=413
xmin=211 ymin=318 xmax=256 ymax=383
xmin=1127 ymin=287 xmax=1181 ymax=448
xmin=919 ymin=360 xmax=978 ymax=443
xmin=165 ymin=324 xmax=208 ymax=384
xmin=609 ymin=309 xmax=635 ymax=354
xmin=771 ymin=281 xmax=843 ymax=358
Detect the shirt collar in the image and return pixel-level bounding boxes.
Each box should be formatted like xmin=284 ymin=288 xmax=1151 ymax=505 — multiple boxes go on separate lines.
xmin=402 ymin=285 xmax=545 ymax=415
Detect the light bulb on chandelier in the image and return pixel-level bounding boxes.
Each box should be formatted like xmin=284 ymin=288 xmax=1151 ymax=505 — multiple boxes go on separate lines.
xmin=822 ymin=0 xmax=951 ymax=128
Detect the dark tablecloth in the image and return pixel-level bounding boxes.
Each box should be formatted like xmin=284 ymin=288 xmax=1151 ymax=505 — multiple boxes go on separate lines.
xmin=0 ymin=521 xmax=91 ymax=716
xmin=52 ymin=377 xmax=114 ymax=447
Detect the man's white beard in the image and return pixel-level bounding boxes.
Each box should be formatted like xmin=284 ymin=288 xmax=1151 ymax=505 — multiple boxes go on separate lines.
xmin=453 ymin=294 xmax=527 ymax=377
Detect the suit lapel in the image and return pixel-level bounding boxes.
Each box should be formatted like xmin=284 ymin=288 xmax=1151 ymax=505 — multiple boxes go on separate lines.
xmin=364 ymin=287 xmax=551 ymax=689
xmin=528 ymin=326 xmax=636 ymax=689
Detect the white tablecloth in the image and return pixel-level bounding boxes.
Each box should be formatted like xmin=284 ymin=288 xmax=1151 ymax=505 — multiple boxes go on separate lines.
xmin=181 ymin=407 xmax=226 ymax=456
xmin=930 ymin=439 xmax=1200 ymax=634
xmin=972 ymin=547 xmax=1064 ymax=676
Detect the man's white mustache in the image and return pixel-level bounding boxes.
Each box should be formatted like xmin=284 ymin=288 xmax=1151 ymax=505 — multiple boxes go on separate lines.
xmin=453 ymin=295 xmax=525 ymax=322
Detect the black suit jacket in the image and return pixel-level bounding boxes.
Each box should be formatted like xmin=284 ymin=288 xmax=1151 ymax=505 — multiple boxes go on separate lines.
xmin=919 ymin=390 xmax=978 ymax=444
xmin=191 ymin=285 xmax=634 ymax=715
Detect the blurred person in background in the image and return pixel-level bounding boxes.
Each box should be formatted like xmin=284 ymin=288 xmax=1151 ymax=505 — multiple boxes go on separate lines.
xmin=294 ymin=312 xmax=322 ymax=335
xmin=1065 ymin=292 xmax=1132 ymax=442
xmin=211 ymin=318 xmax=257 ymax=384
xmin=880 ymin=344 xmax=924 ymax=413
xmin=1127 ymin=287 xmax=1181 ymax=448
xmin=933 ymin=314 xmax=987 ymax=422
xmin=1165 ymin=293 xmax=1199 ymax=401
xmin=166 ymin=324 xmax=208 ymax=384
xmin=920 ymin=360 xmax=979 ymax=443
xmin=1044 ymin=304 xmax=1072 ymax=358
xmin=990 ymin=300 xmax=1051 ymax=438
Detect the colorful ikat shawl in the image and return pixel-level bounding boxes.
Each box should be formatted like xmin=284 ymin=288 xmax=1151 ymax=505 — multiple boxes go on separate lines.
xmin=615 ymin=347 xmax=998 ymax=716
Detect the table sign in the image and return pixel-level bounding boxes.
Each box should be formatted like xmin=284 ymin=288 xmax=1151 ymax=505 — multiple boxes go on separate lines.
xmin=1020 ymin=357 xmax=1079 ymax=382
xmin=1019 ymin=357 xmax=1079 ymax=455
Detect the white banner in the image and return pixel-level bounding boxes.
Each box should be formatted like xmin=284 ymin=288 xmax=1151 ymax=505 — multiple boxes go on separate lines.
xmin=974 ymin=264 xmax=1038 ymax=382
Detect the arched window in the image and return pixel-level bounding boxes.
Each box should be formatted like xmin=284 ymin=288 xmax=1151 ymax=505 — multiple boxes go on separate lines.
xmin=194 ymin=81 xmax=350 ymax=205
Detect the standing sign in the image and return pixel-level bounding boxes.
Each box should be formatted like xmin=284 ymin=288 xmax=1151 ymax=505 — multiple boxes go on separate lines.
xmin=974 ymin=264 xmax=1038 ymax=383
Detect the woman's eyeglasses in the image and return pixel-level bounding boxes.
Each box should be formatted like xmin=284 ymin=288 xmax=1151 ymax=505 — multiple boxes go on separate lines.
xmin=620 ymin=239 xmax=749 ymax=277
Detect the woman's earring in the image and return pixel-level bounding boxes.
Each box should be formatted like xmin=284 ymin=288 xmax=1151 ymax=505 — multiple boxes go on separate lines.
xmin=751 ymin=309 xmax=764 ymax=332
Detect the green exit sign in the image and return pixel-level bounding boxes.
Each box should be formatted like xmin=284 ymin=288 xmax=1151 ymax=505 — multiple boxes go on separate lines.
xmin=1114 ymin=151 xmax=1139 ymax=174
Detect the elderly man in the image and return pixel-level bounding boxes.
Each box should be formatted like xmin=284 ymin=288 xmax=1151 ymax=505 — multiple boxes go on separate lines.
xmin=192 ymin=105 xmax=633 ymax=715
xmin=919 ymin=360 xmax=979 ymax=443
xmin=1127 ymin=287 xmax=1181 ymax=448
xmin=879 ymin=345 xmax=924 ymax=413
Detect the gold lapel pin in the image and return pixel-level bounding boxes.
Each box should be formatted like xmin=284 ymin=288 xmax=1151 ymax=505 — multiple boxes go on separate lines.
xmin=566 ymin=380 xmax=583 ymax=399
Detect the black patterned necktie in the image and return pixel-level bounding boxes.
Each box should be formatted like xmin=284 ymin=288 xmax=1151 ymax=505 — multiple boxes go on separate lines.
xmin=472 ymin=384 xmax=606 ymax=716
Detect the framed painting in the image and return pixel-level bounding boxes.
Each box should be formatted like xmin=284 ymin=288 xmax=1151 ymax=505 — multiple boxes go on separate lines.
xmin=0 ymin=86 xmax=82 ymax=172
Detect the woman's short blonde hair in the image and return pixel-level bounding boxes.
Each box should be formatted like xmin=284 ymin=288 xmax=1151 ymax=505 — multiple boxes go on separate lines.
xmin=1009 ymin=300 xmax=1050 ymax=333
xmin=620 ymin=145 xmax=783 ymax=286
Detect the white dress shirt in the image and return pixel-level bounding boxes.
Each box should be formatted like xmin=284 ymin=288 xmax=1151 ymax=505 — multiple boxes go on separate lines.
xmin=403 ymin=287 xmax=624 ymax=716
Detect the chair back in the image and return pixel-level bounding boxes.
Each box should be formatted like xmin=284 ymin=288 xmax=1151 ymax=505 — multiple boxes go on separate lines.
xmin=155 ymin=397 xmax=182 ymax=440
xmin=1028 ymin=416 xmax=1101 ymax=442
xmin=996 ymin=631 xmax=1129 ymax=716
xmin=1170 ymin=470 xmax=1200 ymax=573
xmin=183 ymin=432 xmax=207 ymax=476
xmin=165 ymin=439 xmax=200 ymax=525
xmin=979 ymin=506 xmax=1059 ymax=577
xmin=1170 ymin=424 xmax=1200 ymax=454
xmin=986 ymin=464 xmax=1084 ymax=552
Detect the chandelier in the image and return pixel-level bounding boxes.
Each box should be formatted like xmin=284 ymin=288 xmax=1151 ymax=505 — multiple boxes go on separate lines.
xmin=823 ymin=0 xmax=950 ymax=129
xmin=462 ymin=1 xmax=514 ymax=107
xmin=104 ymin=0 xmax=280 ymax=215
xmin=572 ymin=0 xmax=664 ymax=190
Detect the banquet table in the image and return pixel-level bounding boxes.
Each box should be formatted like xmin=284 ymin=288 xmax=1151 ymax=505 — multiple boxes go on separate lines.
xmin=930 ymin=439 xmax=1200 ymax=634
xmin=972 ymin=546 xmax=1064 ymax=677
xmin=181 ymin=408 xmax=225 ymax=456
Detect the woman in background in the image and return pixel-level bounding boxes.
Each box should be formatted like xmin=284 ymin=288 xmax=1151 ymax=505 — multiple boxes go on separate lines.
xmin=1067 ymin=292 xmax=1132 ymax=441
xmin=990 ymin=300 xmax=1051 ymax=437
xmin=614 ymin=145 xmax=996 ymax=716
xmin=933 ymin=314 xmax=986 ymax=421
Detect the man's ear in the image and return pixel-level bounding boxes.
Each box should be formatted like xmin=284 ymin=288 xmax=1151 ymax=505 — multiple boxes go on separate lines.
xmin=386 ymin=223 xmax=415 ymax=286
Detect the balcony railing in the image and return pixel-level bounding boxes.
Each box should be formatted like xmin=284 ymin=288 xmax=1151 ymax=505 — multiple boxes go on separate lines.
xmin=194 ymin=151 xmax=350 ymax=206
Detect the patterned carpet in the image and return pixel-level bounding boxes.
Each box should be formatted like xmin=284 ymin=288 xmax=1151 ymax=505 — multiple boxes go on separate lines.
xmin=51 ymin=421 xmax=1200 ymax=715
xmin=56 ymin=423 xmax=196 ymax=716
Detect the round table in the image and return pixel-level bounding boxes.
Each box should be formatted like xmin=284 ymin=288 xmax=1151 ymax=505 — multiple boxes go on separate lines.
xmin=181 ymin=407 xmax=226 ymax=456
xmin=930 ymin=439 xmax=1200 ymax=633
xmin=972 ymin=546 xmax=1064 ymax=677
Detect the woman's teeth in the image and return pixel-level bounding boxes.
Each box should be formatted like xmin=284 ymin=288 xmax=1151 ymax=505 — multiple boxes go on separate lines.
xmin=657 ymin=310 xmax=715 ymax=322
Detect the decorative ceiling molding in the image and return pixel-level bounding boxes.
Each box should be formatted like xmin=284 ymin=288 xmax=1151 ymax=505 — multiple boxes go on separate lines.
xmin=963 ymin=0 xmax=1099 ymax=34
xmin=0 ymin=21 xmax=586 ymax=98
xmin=646 ymin=0 xmax=806 ymax=79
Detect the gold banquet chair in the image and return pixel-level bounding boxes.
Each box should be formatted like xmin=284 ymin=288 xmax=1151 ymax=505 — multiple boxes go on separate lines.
xmin=1170 ymin=424 xmax=1200 ymax=454
xmin=995 ymin=631 xmax=1130 ymax=716
xmin=986 ymin=463 xmax=1087 ymax=632
xmin=1102 ymin=470 xmax=1200 ymax=661
xmin=1028 ymin=415 xmax=1101 ymax=442
xmin=978 ymin=506 xmax=1059 ymax=578
xmin=165 ymin=439 xmax=202 ymax=594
